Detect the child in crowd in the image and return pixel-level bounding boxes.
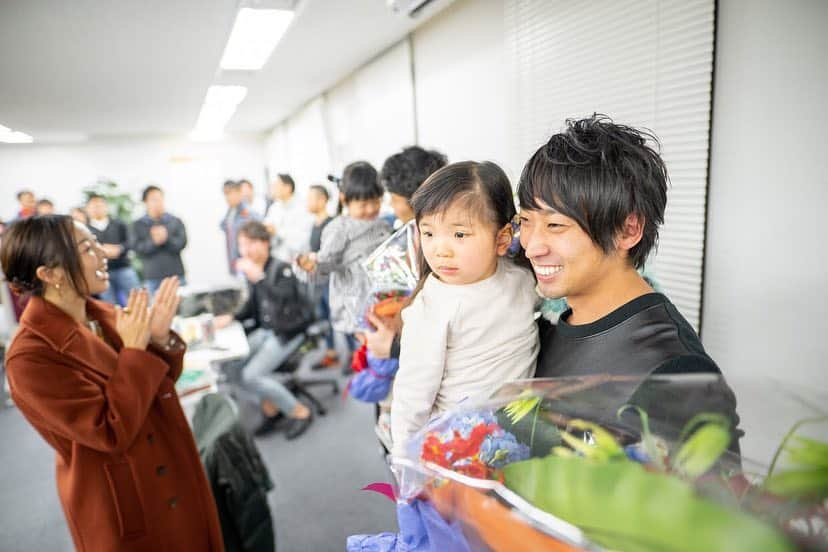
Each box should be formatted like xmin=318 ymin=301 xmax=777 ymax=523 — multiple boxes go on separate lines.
xmin=297 ymin=162 xmax=391 ymax=360
xmin=390 ymin=161 xmax=539 ymax=457
xmin=306 ymin=184 xmax=338 ymax=369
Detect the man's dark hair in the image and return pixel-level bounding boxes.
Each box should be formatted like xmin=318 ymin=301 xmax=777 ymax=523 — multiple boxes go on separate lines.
xmin=86 ymin=193 xmax=106 ymax=204
xmin=36 ymin=198 xmax=53 ymax=207
xmin=0 ymin=215 xmax=88 ymax=297
xmin=142 ymin=185 xmax=162 ymax=202
xmin=518 ymin=114 xmax=668 ymax=268
xmin=309 ymin=184 xmax=329 ymax=201
xmin=16 ymin=190 xmax=33 ymax=201
xmin=381 ymin=146 xmax=448 ymax=199
xmin=223 ymin=179 xmax=240 ymax=190
xmin=341 ymin=161 xmax=383 ymax=202
xmin=277 ymin=173 xmax=295 ymax=193
xmin=238 ymin=220 xmax=271 ymax=243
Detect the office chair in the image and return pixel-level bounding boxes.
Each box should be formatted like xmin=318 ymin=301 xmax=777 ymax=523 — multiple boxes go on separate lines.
xmin=273 ymin=319 xmax=340 ymax=416
xmin=216 ymin=319 xmax=340 ymax=428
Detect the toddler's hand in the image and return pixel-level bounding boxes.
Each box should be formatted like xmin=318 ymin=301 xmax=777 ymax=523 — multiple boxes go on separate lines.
xmin=365 ymin=311 xmax=396 ymax=359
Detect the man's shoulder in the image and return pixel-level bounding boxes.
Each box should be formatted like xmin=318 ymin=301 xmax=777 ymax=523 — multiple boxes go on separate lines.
xmin=535 ymin=293 xmax=715 ymax=377
xmin=653 ymin=353 xmax=720 ymax=375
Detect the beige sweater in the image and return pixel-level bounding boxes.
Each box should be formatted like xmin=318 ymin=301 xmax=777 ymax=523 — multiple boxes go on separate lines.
xmin=391 ymin=259 xmax=539 ymax=457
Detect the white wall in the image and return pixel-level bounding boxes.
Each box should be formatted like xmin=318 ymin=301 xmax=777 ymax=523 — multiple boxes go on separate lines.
xmin=412 ymin=0 xmax=512 ymax=177
xmin=0 ymin=137 xmax=267 ymax=289
xmin=325 ymin=39 xmax=416 ymax=174
xmin=703 ymin=0 xmax=828 ymax=462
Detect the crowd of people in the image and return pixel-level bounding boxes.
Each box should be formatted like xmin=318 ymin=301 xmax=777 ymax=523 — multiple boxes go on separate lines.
xmin=0 ymin=114 xmax=741 ymax=551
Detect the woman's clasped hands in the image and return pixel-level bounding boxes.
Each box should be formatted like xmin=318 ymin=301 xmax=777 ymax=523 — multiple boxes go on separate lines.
xmin=115 ymin=277 xmax=181 ymax=350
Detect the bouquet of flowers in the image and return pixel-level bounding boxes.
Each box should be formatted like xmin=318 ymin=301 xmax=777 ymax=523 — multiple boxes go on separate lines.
xmin=382 ymin=375 xmax=828 ymax=552
xmin=356 ymin=220 xmax=419 ymax=330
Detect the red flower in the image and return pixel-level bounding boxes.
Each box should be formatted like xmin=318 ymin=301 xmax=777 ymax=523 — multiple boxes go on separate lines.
xmin=446 ymin=424 xmax=497 ymax=460
xmin=421 ymin=434 xmax=451 ymax=467
xmin=420 ymin=423 xmax=500 ymax=479
xmin=454 ymin=459 xmax=490 ymax=479
xmin=351 ymin=344 xmax=368 ymax=373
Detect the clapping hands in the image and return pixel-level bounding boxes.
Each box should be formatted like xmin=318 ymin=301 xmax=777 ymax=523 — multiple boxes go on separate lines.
xmin=148 ymin=277 xmax=181 ymax=347
xmin=116 ymin=289 xmax=151 ymax=349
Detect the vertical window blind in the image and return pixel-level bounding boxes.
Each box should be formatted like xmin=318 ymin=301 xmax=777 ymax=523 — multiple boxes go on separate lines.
xmin=505 ymin=0 xmax=715 ymax=330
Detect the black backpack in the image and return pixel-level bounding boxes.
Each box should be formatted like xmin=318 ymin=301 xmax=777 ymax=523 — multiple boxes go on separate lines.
xmin=260 ymin=260 xmax=316 ymax=339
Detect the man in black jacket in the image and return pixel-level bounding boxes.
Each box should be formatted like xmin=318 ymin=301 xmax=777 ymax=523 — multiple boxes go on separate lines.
xmin=214 ymin=221 xmax=313 ymax=439
xmin=132 ymin=185 xmax=187 ymax=296
xmin=86 ymin=193 xmax=140 ymax=306
xmin=517 ymin=115 xmax=741 ymax=448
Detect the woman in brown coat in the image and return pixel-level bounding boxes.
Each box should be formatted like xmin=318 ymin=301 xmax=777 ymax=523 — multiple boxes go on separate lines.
xmin=1 ymin=215 xmax=223 ymax=551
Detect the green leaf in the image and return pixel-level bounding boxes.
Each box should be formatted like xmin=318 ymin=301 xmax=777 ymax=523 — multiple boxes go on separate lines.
xmin=784 ymin=436 xmax=828 ymax=469
xmin=503 ymin=456 xmax=793 ymax=552
xmin=569 ymin=419 xmax=624 ymax=458
xmin=618 ymin=404 xmax=666 ymax=469
xmin=673 ymin=423 xmax=731 ymax=479
xmin=495 ymin=406 xmax=560 ymax=457
xmin=764 ymin=468 xmax=828 ymax=498
xmin=502 ymin=392 xmax=541 ymax=424
xmin=766 ymin=416 xmax=828 ymax=480
xmin=678 ymin=413 xmax=732 ymax=443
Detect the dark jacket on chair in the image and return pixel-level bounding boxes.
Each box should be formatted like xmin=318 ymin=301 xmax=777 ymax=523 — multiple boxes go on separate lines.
xmin=233 ymin=257 xmax=315 ymax=339
xmin=193 ymin=393 xmax=275 ymax=552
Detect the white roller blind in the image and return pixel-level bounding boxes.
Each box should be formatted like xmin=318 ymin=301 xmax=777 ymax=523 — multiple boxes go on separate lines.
xmin=324 ymin=39 xmax=416 ymax=173
xmin=505 ymin=0 xmax=715 ymax=330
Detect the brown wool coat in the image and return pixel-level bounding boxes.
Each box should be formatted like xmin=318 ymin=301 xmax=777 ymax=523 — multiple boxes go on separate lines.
xmin=5 ymin=297 xmax=224 ymax=551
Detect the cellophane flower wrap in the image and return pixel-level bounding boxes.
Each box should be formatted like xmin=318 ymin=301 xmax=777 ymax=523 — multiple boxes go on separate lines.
xmin=356 ymin=220 xmax=418 ymax=330
xmin=389 ymin=375 xmax=828 ymax=552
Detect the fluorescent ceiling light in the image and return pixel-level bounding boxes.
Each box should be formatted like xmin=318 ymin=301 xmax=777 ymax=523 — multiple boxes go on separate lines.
xmin=190 ymin=85 xmax=248 ymax=140
xmin=0 ymin=123 xmax=34 ymax=143
xmin=220 ymin=8 xmax=294 ymax=71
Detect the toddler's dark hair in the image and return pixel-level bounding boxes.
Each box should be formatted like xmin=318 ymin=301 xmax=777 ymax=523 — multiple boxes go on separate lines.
xmin=341 ymin=161 xmax=383 ymax=202
xmin=410 ymin=161 xmax=522 ymax=291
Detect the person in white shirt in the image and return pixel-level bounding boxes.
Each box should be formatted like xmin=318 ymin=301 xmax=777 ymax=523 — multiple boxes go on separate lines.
xmin=264 ymin=173 xmax=313 ymax=264
xmin=390 ymin=161 xmax=539 ymax=457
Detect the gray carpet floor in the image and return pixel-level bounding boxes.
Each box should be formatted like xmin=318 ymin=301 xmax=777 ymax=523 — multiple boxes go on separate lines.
xmin=0 ymin=365 xmax=398 ymax=551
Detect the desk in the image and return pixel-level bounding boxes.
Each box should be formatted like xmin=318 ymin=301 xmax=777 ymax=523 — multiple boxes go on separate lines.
xmin=177 ymin=322 xmax=249 ymax=419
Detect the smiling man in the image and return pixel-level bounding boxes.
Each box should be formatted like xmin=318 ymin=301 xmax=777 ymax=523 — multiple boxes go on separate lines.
xmin=517 ymin=115 xmax=742 ymax=449
xmin=519 ymin=117 xmax=733 ymax=382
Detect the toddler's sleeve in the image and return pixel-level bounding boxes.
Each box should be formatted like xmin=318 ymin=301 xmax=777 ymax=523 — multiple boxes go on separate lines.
xmin=315 ymin=217 xmax=348 ymax=275
xmin=390 ymin=295 xmax=451 ymax=457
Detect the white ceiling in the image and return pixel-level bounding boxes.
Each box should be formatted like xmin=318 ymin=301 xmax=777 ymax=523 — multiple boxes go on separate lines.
xmin=0 ymin=0 xmax=451 ymax=142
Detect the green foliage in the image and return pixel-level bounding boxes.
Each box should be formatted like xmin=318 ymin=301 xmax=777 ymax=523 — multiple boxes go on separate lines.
xmin=618 ymin=404 xmax=667 ymax=470
xmin=502 ymin=393 xmax=541 ymax=425
xmin=81 ymin=179 xmax=136 ymax=224
xmin=496 ymin=398 xmax=560 ymax=457
xmin=558 ymin=419 xmax=625 ymax=461
xmin=503 ymin=456 xmax=793 ymax=552
xmin=765 ymin=416 xmax=828 ymax=499
xmin=673 ymin=414 xmax=732 ymax=479
xmin=81 ymin=179 xmax=142 ymax=277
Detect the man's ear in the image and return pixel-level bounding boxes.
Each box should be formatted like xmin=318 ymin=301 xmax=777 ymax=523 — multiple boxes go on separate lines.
xmin=35 ymin=265 xmax=65 ymax=288
xmin=495 ymin=222 xmax=514 ymax=256
xmin=616 ymin=213 xmax=645 ymax=254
